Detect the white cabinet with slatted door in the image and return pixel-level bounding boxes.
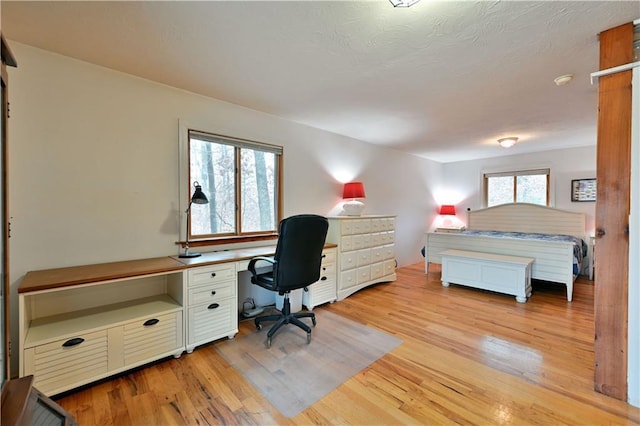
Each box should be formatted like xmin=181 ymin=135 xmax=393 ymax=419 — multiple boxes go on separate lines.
xmin=19 ymin=261 xmax=185 ymax=396
xmin=302 ymin=247 xmax=338 ymax=310
xmin=23 ymin=330 xmax=108 ymax=396
xmin=186 ymin=263 xmax=238 ymax=352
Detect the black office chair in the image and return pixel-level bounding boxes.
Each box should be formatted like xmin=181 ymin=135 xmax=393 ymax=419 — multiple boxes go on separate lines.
xmin=248 ymin=214 xmax=329 ymax=348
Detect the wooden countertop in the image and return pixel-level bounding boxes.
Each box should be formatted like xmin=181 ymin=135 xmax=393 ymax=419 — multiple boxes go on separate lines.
xmin=19 ymin=243 xmax=338 ymax=294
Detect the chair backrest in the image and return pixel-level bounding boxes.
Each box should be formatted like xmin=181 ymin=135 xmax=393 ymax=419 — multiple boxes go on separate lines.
xmin=272 ymin=214 xmax=329 ymax=292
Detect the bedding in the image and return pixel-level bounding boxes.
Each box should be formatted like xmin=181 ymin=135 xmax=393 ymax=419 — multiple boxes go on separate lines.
xmin=460 ymin=230 xmax=588 ymax=275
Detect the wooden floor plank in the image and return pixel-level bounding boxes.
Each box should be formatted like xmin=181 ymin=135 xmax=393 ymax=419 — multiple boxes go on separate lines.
xmin=53 ymin=263 xmax=640 ymax=424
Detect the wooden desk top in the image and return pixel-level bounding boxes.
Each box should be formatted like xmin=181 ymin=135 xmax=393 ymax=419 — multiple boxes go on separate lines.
xmin=19 ymin=243 xmax=338 ymax=294
xmin=19 ymin=256 xmax=187 ymax=294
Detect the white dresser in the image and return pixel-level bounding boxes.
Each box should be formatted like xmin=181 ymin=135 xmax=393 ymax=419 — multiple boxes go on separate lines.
xmin=302 ymin=247 xmax=338 ymax=310
xmin=327 ymin=215 xmax=397 ymax=300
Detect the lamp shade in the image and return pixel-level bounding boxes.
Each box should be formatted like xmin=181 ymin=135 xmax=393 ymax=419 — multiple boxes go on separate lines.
xmin=343 ymin=182 xmax=366 ymax=199
xmin=191 ymin=182 xmax=208 ymax=204
xmin=439 ymin=205 xmax=456 ymax=215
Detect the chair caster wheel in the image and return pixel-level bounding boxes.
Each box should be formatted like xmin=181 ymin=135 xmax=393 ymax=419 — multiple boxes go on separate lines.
xmin=307 ymin=333 xmax=311 ymax=344
xmin=256 ymin=323 xmax=262 ymax=331
xmin=312 ymin=318 xmax=317 ymax=327
xmin=266 ymin=337 xmax=272 ymax=348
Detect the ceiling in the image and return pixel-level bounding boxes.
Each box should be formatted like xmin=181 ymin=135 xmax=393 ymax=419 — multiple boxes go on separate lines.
xmin=2 ymin=1 xmax=639 ymax=163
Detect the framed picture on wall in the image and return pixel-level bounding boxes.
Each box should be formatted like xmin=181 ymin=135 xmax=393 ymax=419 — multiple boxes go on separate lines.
xmin=571 ymin=178 xmax=597 ymax=202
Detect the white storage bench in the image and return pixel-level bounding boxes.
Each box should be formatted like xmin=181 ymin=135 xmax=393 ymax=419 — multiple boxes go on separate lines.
xmin=440 ymin=249 xmax=534 ymax=303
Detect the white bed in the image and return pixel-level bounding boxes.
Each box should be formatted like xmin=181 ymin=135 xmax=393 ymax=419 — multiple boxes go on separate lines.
xmin=425 ymin=203 xmax=587 ymax=301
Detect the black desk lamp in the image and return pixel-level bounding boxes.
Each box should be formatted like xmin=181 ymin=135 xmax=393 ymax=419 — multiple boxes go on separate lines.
xmin=180 ymin=181 xmax=209 ymax=258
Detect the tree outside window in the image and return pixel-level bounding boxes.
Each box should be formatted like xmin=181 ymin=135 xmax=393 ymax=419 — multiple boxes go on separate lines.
xmin=187 ymin=130 xmax=281 ymax=240
xmin=485 ymin=169 xmax=549 ymax=207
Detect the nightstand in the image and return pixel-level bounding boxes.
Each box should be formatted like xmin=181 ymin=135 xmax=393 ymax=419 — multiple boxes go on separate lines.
xmin=436 ymin=227 xmax=463 ymax=233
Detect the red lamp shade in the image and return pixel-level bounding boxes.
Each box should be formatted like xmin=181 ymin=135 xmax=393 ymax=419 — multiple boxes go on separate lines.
xmin=343 ymin=182 xmax=366 ymax=199
xmin=439 ymin=205 xmax=456 ymax=215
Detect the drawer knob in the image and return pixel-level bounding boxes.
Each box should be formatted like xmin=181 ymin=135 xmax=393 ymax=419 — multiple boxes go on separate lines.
xmin=208 ymin=303 xmax=220 ymax=310
xmin=321 ymin=276 xmax=327 ymax=281
xmin=211 ymin=272 xmax=216 ymax=278
xmin=62 ymin=337 xmax=85 ymax=347
xmin=143 ymin=318 xmax=160 ymax=326
xmin=211 ymin=290 xmax=216 ymax=295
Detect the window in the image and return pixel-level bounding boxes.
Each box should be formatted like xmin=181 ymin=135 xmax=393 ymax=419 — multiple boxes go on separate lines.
xmin=484 ymin=169 xmax=549 ymax=207
xmin=185 ymin=129 xmax=282 ymax=242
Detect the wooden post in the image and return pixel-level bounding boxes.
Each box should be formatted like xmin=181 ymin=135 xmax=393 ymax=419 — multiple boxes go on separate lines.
xmin=594 ymin=22 xmax=633 ymax=400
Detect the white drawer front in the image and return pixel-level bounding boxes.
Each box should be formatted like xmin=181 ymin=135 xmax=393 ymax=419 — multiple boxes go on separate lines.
xmin=341 ymin=251 xmax=357 ymax=271
xmin=353 ymin=234 xmax=371 ymax=250
xmin=370 ymin=218 xmax=384 ymax=232
xmin=319 ymin=261 xmax=337 ymax=280
xmin=371 ymin=246 xmax=385 ymax=264
xmin=340 ymin=236 xmax=354 ymax=252
xmin=382 ymin=231 xmax=395 ymax=245
xmin=188 ymin=264 xmax=236 ymax=288
xmin=25 ymin=330 xmax=108 ymax=395
xmin=189 ymin=280 xmax=235 ymax=305
xmin=353 ymin=219 xmax=371 ymax=234
xmin=123 ymin=312 xmax=182 ymax=365
xmin=321 ymin=249 xmax=337 ymax=264
xmin=383 ymin=217 xmax=395 ymax=231
xmin=371 ymin=262 xmax=385 ymax=280
xmin=341 ymin=220 xmax=354 ymax=235
xmin=340 ymin=270 xmax=357 ymax=289
xmin=188 ymin=298 xmax=236 ymax=345
xmin=357 ymin=266 xmax=371 ymax=284
xmin=384 ymin=259 xmax=396 ymax=276
xmin=383 ymin=244 xmax=395 ymax=260
xmin=357 ymin=249 xmax=371 ymax=267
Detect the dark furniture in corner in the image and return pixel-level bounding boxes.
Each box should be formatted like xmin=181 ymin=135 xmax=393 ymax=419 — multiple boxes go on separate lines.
xmin=248 ymin=214 xmax=329 ymax=348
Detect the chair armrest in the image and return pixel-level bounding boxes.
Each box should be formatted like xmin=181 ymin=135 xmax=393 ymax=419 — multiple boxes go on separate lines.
xmin=248 ymin=256 xmax=276 ymax=276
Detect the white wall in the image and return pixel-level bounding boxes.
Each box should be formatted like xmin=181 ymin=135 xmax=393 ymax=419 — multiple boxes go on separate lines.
xmin=440 ymin=146 xmax=597 ymax=235
xmin=6 ymin=42 xmax=441 ymax=373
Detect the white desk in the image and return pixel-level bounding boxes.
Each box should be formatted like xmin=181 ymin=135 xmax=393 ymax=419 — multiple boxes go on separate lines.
xmin=18 ymin=243 xmax=337 ymax=395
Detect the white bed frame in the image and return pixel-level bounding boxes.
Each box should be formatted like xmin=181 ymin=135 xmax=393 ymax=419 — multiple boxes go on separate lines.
xmin=425 ymin=203 xmax=587 ymax=301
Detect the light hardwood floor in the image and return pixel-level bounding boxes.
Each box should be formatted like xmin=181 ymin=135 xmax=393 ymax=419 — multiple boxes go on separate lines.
xmin=54 ymin=263 xmax=640 ymax=425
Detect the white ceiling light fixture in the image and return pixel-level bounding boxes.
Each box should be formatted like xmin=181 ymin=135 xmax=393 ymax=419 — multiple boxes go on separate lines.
xmin=389 ymin=0 xmax=421 ymax=7
xmin=554 ymin=74 xmax=574 ymax=86
xmin=498 ymin=137 xmax=518 ymax=148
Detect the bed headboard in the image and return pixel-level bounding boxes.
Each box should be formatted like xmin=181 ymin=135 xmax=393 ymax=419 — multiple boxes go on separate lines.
xmin=467 ymin=203 xmax=586 ymax=239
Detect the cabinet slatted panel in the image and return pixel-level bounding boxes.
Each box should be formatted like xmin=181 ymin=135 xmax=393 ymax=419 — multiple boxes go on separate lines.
xmin=28 ymin=330 xmax=108 ymax=395
xmin=188 ymin=300 xmax=235 ymax=344
xmin=124 ymin=312 xmax=180 ymax=365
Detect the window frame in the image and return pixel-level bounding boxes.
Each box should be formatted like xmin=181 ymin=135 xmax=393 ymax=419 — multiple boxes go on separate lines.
xmin=482 ymin=168 xmax=551 ymax=208
xmin=179 ymin=122 xmax=283 ymax=248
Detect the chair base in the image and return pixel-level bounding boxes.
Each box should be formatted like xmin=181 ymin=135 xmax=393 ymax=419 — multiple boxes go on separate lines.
xmin=255 ymin=294 xmax=316 ymax=348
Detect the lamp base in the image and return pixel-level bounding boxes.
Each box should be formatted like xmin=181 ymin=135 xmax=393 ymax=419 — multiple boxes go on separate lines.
xmin=343 ymin=200 xmax=365 ymax=216
xmin=179 ymin=251 xmax=202 ymax=258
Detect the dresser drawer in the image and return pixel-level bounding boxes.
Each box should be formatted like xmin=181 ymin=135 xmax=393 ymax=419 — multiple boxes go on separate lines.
xmin=188 ymin=264 xmax=236 ymax=288
xmin=340 ymin=269 xmax=357 ymax=289
xmin=188 ymin=298 xmax=237 ymax=345
xmin=321 ymin=249 xmax=337 ymax=265
xmin=188 ymin=279 xmax=235 ymax=305
xmin=320 ymin=261 xmax=336 ymax=279
xmin=123 ymin=311 xmax=182 ymax=365
xmin=356 ymin=249 xmax=371 ymax=267
xmin=24 ymin=330 xmax=108 ymax=395
xmin=341 ymin=251 xmax=357 ymax=271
